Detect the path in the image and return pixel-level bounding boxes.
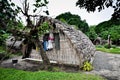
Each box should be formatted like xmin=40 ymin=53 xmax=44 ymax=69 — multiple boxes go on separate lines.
xmin=88 ymin=51 xmax=120 ymax=80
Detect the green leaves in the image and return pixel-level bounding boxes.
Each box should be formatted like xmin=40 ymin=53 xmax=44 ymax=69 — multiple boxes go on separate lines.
xmin=17 ymin=6 xmax=21 ymax=10
xmin=36 ymin=0 xmax=41 ymax=3
xmin=0 ymin=30 xmax=9 ymax=45
xmin=76 ymin=0 xmax=120 ymax=20
xmin=86 ymin=26 xmax=97 ymax=41
xmin=0 ymin=0 xmax=20 ymax=26
xmin=56 ymin=12 xmax=89 ymax=33
xmin=43 ymin=10 xmax=49 ymax=15
xmin=33 ymin=0 xmax=49 ymax=15
xmin=38 ymin=21 xmax=50 ymax=35
xmin=33 ymin=2 xmax=46 ymax=7
xmin=34 ymin=0 xmax=49 ymax=8
xmin=95 ymin=20 xmax=120 ymax=45
xmin=11 ymin=2 xmax=15 ymax=6
xmin=44 ymin=0 xmax=49 ymax=4
xmin=82 ymin=61 xmax=93 ymax=71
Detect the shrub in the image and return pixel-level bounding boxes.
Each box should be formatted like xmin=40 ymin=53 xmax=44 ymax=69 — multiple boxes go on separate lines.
xmin=111 ymin=45 xmax=117 ymax=48
xmin=104 ymin=44 xmax=111 ymax=49
xmin=96 ymin=45 xmax=103 ymax=48
xmin=50 ymin=67 xmax=61 ymax=72
xmin=82 ymin=61 xmax=93 ymax=71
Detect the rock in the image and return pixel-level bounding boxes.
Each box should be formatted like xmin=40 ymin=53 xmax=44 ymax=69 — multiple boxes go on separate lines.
xmin=53 ymin=19 xmax=96 ymax=65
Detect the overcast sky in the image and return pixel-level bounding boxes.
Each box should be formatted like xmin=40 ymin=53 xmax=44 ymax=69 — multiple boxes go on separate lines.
xmin=13 ymin=0 xmax=114 ymax=26
xmin=47 ymin=0 xmax=114 ymax=25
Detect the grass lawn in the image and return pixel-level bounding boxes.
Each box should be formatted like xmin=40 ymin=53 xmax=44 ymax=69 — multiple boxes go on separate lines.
xmin=96 ymin=45 xmax=120 ymax=54
xmin=0 ymin=67 xmax=105 ymax=80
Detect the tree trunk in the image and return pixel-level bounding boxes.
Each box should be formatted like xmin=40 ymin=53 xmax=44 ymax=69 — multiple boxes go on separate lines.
xmin=36 ymin=39 xmax=51 ymax=69
xmin=22 ymin=43 xmax=33 ymax=58
xmin=36 ymin=40 xmax=50 ymax=65
xmin=29 ymin=28 xmax=50 ymax=67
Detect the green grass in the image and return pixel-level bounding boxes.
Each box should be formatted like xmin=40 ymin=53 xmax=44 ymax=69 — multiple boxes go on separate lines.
xmin=0 ymin=67 xmax=105 ymax=80
xmin=96 ymin=45 xmax=120 ymax=54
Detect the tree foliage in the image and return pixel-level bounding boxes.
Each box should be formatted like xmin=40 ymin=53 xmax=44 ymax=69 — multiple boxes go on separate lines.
xmin=95 ymin=20 xmax=120 ymax=34
xmin=0 ymin=0 xmax=19 ymax=20
xmin=56 ymin=12 xmax=89 ymax=33
xmin=0 ymin=0 xmax=51 ymax=67
xmin=15 ymin=0 xmax=51 ymax=66
xmin=95 ymin=20 xmax=120 ymax=45
xmin=0 ymin=0 xmax=21 ymax=45
xmin=86 ymin=25 xmax=97 ymax=42
xmin=0 ymin=0 xmax=20 ymax=30
xmin=76 ymin=0 xmax=120 ymax=20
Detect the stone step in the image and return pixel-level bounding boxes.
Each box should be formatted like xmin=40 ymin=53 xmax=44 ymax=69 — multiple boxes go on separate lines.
xmin=23 ymin=58 xmax=57 ymax=64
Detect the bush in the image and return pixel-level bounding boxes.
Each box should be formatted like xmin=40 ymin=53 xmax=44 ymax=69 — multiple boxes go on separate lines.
xmin=82 ymin=61 xmax=93 ymax=71
xmin=104 ymin=44 xmax=111 ymax=49
xmin=111 ymin=45 xmax=117 ymax=48
xmin=49 ymin=67 xmax=61 ymax=72
xmin=96 ymin=45 xmax=103 ymax=48
xmin=0 ymin=30 xmax=9 ymax=45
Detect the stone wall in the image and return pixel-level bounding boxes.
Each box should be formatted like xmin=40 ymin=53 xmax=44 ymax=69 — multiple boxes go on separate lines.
xmin=52 ymin=19 xmax=96 ymax=66
xmin=46 ymin=32 xmax=80 ymax=65
xmin=31 ymin=17 xmax=96 ymax=67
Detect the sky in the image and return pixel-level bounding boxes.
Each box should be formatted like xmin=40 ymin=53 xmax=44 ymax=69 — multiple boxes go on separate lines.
xmin=13 ymin=0 xmax=114 ymax=26
xmin=47 ymin=0 xmax=114 ymax=25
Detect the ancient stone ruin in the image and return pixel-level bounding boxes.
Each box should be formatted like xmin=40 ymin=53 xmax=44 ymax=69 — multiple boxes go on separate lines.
xmin=6 ymin=16 xmax=96 ymax=68
xmin=30 ymin=17 xmax=96 ymax=67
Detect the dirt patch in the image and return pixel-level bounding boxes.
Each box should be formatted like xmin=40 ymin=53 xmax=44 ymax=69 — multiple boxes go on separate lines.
xmin=0 ymin=56 xmax=79 ymax=72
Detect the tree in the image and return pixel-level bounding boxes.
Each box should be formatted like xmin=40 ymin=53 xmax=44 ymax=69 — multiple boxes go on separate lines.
xmin=95 ymin=20 xmax=120 ymax=45
xmin=0 ymin=0 xmax=51 ymax=68
xmin=16 ymin=0 xmax=51 ymax=68
xmin=0 ymin=0 xmax=21 ymax=29
xmin=86 ymin=25 xmax=97 ymax=42
xmin=56 ymin=12 xmax=89 ymax=33
xmin=0 ymin=0 xmax=21 ymax=45
xmin=76 ymin=0 xmax=120 ymax=20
